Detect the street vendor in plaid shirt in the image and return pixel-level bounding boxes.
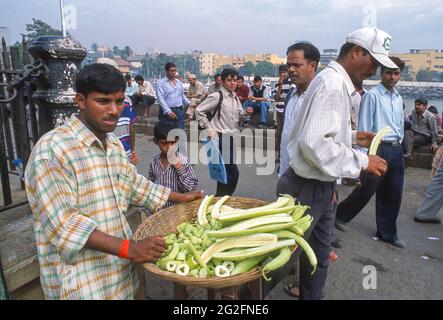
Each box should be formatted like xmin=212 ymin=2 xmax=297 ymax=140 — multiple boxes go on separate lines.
xmin=24 ymin=64 xmax=203 ymax=300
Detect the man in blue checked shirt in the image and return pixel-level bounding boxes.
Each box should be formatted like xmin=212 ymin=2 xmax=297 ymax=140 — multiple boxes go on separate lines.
xmin=156 ymin=62 xmax=190 ymax=130
xmin=335 ymin=56 xmax=407 ymax=249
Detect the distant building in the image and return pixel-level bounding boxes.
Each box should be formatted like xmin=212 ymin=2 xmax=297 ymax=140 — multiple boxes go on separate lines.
xmin=200 ymin=53 xmax=216 ymax=75
xmin=243 ymin=53 xmax=286 ymax=66
xmin=127 ymin=54 xmax=145 ymax=69
xmin=0 ymin=26 xmax=10 ymax=46
xmin=199 ymin=52 xmax=286 ymax=76
xmin=112 ymin=58 xmax=132 ymax=75
xmin=394 ymin=49 xmax=443 ymax=79
xmin=320 ymin=49 xmax=338 ymax=69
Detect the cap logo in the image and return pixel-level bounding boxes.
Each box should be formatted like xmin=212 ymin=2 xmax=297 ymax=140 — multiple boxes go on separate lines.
xmin=383 ymin=37 xmax=392 ymax=51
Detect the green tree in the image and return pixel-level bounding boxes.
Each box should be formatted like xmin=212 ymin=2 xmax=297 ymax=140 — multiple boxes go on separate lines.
xmin=122 ymin=46 xmax=133 ymax=59
xmin=254 ymin=61 xmax=276 ymax=77
xmin=416 ymin=69 xmax=433 ymax=82
xmin=91 ymin=43 xmax=99 ymax=52
xmin=24 ymin=18 xmax=62 ymax=41
xmin=112 ymin=45 xmax=121 ymax=56
xmin=216 ymin=64 xmax=235 ymax=74
xmin=141 ymin=53 xmax=201 ymax=79
xmin=238 ymin=61 xmax=255 ymax=76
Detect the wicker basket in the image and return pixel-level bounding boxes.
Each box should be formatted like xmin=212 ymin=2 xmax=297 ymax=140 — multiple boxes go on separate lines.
xmin=134 ymin=197 xmax=280 ymax=289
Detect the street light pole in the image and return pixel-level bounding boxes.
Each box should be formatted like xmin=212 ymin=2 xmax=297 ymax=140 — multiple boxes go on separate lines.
xmin=59 ymin=0 xmax=67 ymax=37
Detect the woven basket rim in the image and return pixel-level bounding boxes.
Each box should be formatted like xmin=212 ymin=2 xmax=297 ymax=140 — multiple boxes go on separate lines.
xmin=133 ymin=196 xmax=296 ymax=289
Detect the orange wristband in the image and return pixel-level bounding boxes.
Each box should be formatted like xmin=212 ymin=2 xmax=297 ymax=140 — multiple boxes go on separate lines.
xmin=119 ymin=240 xmax=131 ymax=259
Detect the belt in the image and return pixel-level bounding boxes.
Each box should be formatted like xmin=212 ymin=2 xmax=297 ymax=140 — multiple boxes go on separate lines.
xmin=381 ymin=140 xmax=401 ymax=147
xmin=170 ymin=106 xmax=184 ymax=109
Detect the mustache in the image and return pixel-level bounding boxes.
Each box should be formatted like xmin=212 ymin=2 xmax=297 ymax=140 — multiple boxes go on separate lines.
xmin=103 ymin=117 xmax=119 ymax=122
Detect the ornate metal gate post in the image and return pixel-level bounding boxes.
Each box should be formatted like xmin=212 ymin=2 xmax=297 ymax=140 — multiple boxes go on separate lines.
xmin=28 ymin=36 xmax=86 ymax=136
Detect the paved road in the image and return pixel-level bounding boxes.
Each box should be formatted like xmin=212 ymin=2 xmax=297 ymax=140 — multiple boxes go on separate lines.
xmin=133 ymin=134 xmax=443 ymax=300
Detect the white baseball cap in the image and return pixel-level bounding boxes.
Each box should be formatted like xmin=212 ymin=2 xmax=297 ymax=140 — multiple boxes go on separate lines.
xmin=346 ymin=28 xmax=398 ymax=69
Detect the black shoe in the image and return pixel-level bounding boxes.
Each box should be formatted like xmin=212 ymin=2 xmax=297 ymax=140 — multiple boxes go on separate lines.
xmin=389 ymin=238 xmax=406 ymax=249
xmin=414 ymin=217 xmax=442 ymax=224
xmin=376 ymin=232 xmax=406 ymax=249
xmin=258 ymin=123 xmax=266 ymax=129
xmin=335 ymin=218 xmax=349 ymax=232
xmin=331 ymin=238 xmax=342 ymax=248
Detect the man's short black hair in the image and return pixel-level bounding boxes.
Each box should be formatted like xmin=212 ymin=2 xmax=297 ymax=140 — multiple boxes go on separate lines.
xmin=380 ymin=56 xmax=406 ymax=73
xmin=287 ymin=42 xmax=321 ymax=71
xmin=76 ymin=63 xmax=126 ymax=97
xmin=165 ymin=62 xmax=176 ymax=71
xmin=125 ymin=74 xmax=132 ymax=81
xmin=415 ymin=97 xmax=428 ymax=106
xmin=254 ymin=76 xmax=262 ymax=82
xmin=338 ymin=43 xmax=370 ymax=59
xmin=238 ymin=76 xmax=244 ymax=81
xmin=220 ymin=69 xmax=238 ymax=81
xmin=279 ymin=64 xmax=288 ymax=72
xmin=428 ymin=106 xmax=438 ymax=115
xmin=154 ymin=120 xmax=179 ymax=140
xmin=214 ymin=74 xmax=222 ymax=79
xmin=134 ymin=75 xmax=144 ymax=82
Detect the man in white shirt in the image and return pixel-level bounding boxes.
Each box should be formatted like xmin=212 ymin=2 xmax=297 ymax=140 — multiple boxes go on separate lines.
xmin=133 ymin=75 xmax=157 ymax=118
xmin=279 ymin=42 xmax=320 ymax=178
xmin=277 ymin=28 xmax=394 ymax=300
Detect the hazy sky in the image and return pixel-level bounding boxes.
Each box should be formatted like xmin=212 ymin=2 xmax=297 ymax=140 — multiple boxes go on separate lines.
xmin=1 ymin=0 xmax=442 ymax=56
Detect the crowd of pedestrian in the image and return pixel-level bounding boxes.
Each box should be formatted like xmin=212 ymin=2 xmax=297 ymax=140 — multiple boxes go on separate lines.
xmin=22 ymin=26 xmax=443 ymax=301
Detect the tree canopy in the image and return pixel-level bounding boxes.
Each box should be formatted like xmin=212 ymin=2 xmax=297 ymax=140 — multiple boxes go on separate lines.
xmin=24 ymin=19 xmax=63 ymax=41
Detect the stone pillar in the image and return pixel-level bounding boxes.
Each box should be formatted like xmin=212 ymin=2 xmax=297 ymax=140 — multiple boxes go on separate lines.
xmin=28 ymin=36 xmax=86 ymax=136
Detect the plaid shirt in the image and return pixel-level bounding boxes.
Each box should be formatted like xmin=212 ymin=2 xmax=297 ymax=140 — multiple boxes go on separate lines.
xmin=25 ymin=115 xmax=171 ymax=300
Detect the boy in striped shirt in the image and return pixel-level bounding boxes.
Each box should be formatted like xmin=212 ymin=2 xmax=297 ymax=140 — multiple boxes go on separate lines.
xmin=148 ymin=121 xmax=199 ymax=211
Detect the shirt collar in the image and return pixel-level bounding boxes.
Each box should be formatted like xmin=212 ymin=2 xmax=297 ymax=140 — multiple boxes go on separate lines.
xmin=221 ymin=86 xmax=235 ymax=98
xmin=327 ymin=61 xmax=356 ymax=96
xmin=377 ymin=83 xmax=399 ymax=96
xmin=69 ymin=114 xmax=121 ymax=148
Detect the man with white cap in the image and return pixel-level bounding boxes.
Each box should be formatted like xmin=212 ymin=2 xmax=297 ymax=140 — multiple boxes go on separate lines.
xmin=276 ymin=28 xmax=393 ymax=300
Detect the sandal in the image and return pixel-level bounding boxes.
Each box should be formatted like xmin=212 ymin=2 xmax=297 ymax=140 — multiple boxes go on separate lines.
xmin=283 ymin=283 xmax=300 ymax=298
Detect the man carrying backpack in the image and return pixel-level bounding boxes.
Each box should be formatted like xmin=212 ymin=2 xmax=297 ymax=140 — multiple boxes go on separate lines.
xmin=196 ymin=68 xmax=253 ymax=196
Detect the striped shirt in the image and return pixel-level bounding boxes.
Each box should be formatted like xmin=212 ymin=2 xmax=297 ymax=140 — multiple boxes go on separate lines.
xmin=287 ymin=61 xmax=369 ymax=181
xmin=279 ymin=89 xmax=305 ymax=178
xmin=24 ymin=115 xmax=171 ymax=300
xmin=274 ymin=79 xmax=292 ymax=113
xmin=148 ymin=153 xmax=198 ymax=210
xmin=113 ymin=102 xmax=139 ymax=158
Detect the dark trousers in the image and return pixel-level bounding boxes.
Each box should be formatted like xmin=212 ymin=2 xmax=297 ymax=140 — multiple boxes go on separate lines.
xmin=216 ymin=134 xmax=239 ymax=196
xmin=336 ymin=144 xmax=404 ymax=242
xmin=276 ymin=112 xmax=284 ymax=155
xmin=158 ymin=106 xmax=185 ymax=130
xmin=131 ymin=95 xmax=156 ymax=109
xmin=276 ymin=169 xmax=335 ymax=300
xmin=403 ymin=130 xmax=431 ymax=154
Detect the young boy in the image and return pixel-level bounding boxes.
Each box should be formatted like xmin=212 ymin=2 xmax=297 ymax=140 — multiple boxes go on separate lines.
xmin=148 ymin=120 xmax=199 ymax=211
xmin=244 ymin=76 xmax=271 ymax=129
